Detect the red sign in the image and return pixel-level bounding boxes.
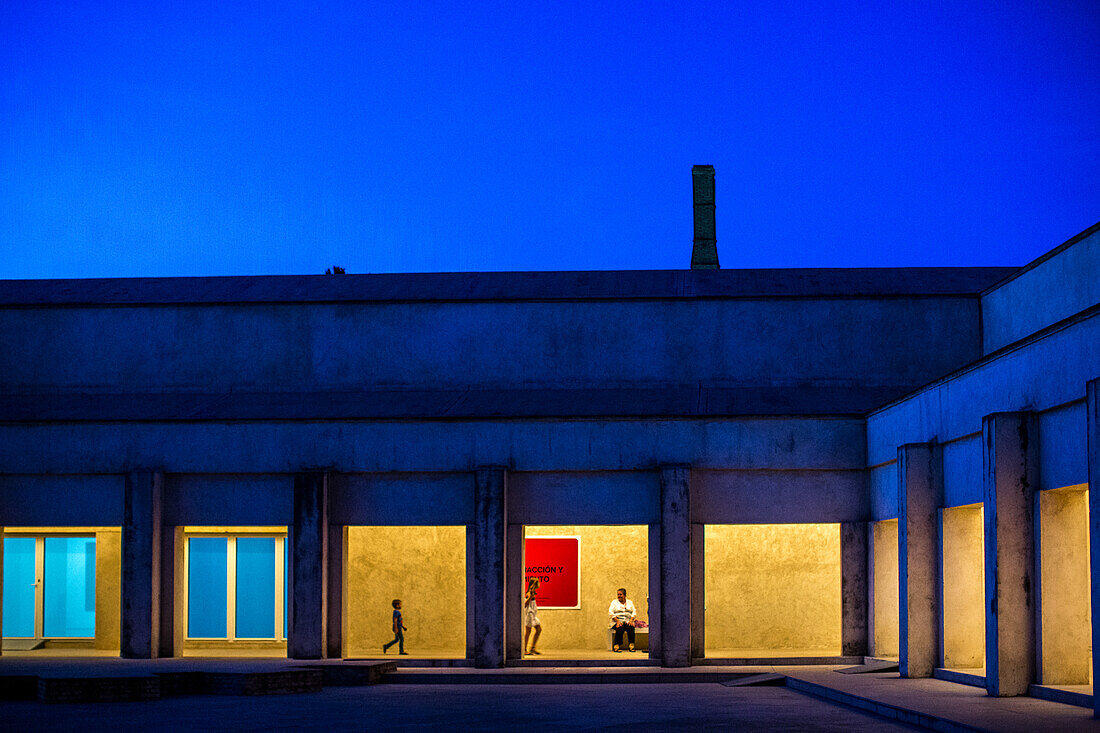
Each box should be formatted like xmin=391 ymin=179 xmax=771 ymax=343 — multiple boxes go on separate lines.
xmin=524 ymin=536 xmax=580 ymax=609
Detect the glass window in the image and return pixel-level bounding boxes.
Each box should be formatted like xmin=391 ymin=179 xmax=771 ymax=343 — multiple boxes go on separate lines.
xmin=188 ymin=537 xmax=228 ymax=638
xmin=2 ymin=537 xmax=37 ymax=638
xmin=43 ymin=537 xmax=96 ymax=637
xmin=235 ymin=537 xmax=276 ymax=639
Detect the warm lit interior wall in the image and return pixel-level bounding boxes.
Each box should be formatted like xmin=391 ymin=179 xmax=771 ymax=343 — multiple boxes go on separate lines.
xmin=524 ymin=525 xmax=648 ymax=650
xmin=345 ymin=526 xmax=466 ymax=655
xmin=704 ymin=524 xmax=841 ymax=654
xmin=873 ymin=520 xmax=899 ymax=658
xmin=1039 ymin=486 xmax=1091 ymax=685
xmin=941 ymin=504 xmax=985 ymax=669
xmin=94 ymin=529 xmax=121 ymax=650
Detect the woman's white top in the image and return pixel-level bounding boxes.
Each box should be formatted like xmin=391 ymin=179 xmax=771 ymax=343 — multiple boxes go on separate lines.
xmin=607 ymin=599 xmax=637 ymax=627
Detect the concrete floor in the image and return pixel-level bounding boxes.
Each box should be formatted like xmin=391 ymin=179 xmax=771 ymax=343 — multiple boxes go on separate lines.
xmin=0 ymin=682 xmax=915 ymax=732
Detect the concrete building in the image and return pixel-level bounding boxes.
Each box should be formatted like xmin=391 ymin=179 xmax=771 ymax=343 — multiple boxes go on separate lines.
xmin=1 ymin=173 xmax=1097 ymax=711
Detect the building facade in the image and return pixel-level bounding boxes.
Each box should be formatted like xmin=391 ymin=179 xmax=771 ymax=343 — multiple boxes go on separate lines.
xmin=1 ymin=221 xmax=1097 ymax=708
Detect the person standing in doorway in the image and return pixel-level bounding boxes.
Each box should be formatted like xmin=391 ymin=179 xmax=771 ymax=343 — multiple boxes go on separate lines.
xmin=383 ymin=598 xmax=408 ymax=655
xmin=524 ymin=578 xmax=542 ymax=655
xmin=608 ymin=587 xmax=637 ymax=652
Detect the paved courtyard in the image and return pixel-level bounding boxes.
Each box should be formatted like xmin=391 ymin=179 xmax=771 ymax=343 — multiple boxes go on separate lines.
xmin=2 ymin=683 xmax=913 ymax=732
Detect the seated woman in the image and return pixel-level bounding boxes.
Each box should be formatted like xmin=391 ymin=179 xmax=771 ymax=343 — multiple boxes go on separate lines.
xmin=607 ymin=587 xmax=637 ymax=652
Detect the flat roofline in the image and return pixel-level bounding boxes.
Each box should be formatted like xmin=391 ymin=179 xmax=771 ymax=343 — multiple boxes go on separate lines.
xmin=0 ymin=267 xmax=1015 ymax=306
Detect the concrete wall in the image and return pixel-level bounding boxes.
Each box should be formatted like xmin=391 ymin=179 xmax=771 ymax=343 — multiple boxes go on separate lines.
xmin=868 ymin=311 xmax=1100 ymax=517
xmin=94 ymin=528 xmax=121 ymax=651
xmin=704 ymin=523 xmax=841 ymax=654
xmin=524 ymin=525 xmax=648 ymax=651
xmin=344 ymin=526 xmax=466 ymax=656
xmin=0 ymin=418 xmax=864 ymax=475
xmin=941 ymin=504 xmax=984 ymax=669
xmin=0 ymin=476 xmax=124 ymax=526
xmin=872 ymin=520 xmax=899 ymax=658
xmin=981 ymin=225 xmax=1100 ymax=354
xmin=1038 ymin=486 xmax=1091 ymax=685
xmin=0 ymin=298 xmax=984 ymax=395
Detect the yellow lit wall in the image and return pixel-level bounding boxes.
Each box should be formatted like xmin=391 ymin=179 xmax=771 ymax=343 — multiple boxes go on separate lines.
xmin=95 ymin=529 xmax=121 ymax=650
xmin=873 ymin=520 xmax=899 ymax=658
xmin=345 ymin=526 xmax=466 ymax=656
xmin=942 ymin=504 xmax=984 ymax=669
xmin=704 ymin=524 xmax=841 ymax=655
xmin=524 ymin=525 xmax=648 ymax=651
xmin=1039 ymin=486 xmax=1091 ymax=685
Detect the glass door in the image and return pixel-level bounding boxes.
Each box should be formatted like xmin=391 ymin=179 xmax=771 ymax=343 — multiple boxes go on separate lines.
xmin=184 ymin=534 xmax=287 ymax=641
xmin=3 ymin=535 xmax=96 ymax=642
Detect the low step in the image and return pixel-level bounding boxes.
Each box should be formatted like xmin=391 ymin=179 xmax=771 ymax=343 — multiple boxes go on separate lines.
xmin=38 ymin=674 xmax=160 ymax=704
xmin=206 ymin=669 xmax=322 ymax=696
xmin=1028 ymin=683 xmax=1093 ymax=710
xmin=384 ymin=669 xmax=755 ymax=685
xmin=837 ymin=660 xmax=899 ymax=674
xmin=296 ymin=661 xmax=397 ymax=686
xmin=785 ymin=677 xmax=985 ymax=733
xmin=720 ymin=673 xmax=786 ymax=687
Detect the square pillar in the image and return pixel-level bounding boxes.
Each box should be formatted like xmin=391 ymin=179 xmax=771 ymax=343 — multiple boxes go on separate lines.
xmin=647 ymin=524 xmax=662 ymax=662
xmin=157 ymin=526 xmax=182 ymax=657
xmin=898 ymin=443 xmax=941 ymax=677
xmin=504 ymin=523 xmax=524 ymax=662
xmin=289 ymin=471 xmax=328 ymax=659
xmin=659 ymin=465 xmax=692 ymax=667
xmin=841 ymin=521 xmax=869 ymax=657
xmin=326 ymin=523 xmax=345 ymax=659
xmin=689 ymin=523 xmax=705 ymax=661
xmin=121 ymin=471 xmax=162 ymax=658
xmin=1087 ymin=378 xmax=1100 ymax=718
xmin=473 ymin=467 xmax=506 ymax=668
xmin=983 ymin=412 xmax=1038 ymax=697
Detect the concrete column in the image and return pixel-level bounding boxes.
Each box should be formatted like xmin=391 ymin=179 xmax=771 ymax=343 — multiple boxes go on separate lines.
xmin=157 ymin=526 xmax=182 ymax=657
xmin=660 ymin=465 xmax=692 ymax=667
xmin=898 ymin=443 xmax=941 ymax=677
xmin=647 ymin=524 xmax=662 ymax=662
xmin=326 ymin=523 xmax=345 ymax=659
xmin=121 ymin=471 xmax=162 ymax=658
xmin=1086 ymin=378 xmax=1100 ymax=718
xmin=473 ymin=467 xmax=506 ymax=668
xmin=289 ymin=471 xmax=328 ymax=659
xmin=841 ymin=521 xmax=869 ymax=657
xmin=504 ymin=523 xmax=524 ymax=662
xmin=983 ymin=412 xmax=1038 ymax=697
xmin=690 ymin=523 xmax=705 ymax=660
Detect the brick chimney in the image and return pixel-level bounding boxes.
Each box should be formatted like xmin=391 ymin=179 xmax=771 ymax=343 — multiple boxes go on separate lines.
xmin=690 ymin=165 xmax=719 ymax=269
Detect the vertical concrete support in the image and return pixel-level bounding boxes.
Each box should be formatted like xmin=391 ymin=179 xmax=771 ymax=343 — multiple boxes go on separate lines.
xmin=473 ymin=467 xmax=506 ymax=668
xmin=157 ymin=526 xmax=182 ymax=657
xmin=690 ymin=523 xmax=705 ymax=661
xmin=326 ymin=523 xmax=345 ymax=659
xmin=841 ymin=522 xmax=869 ymax=657
xmin=898 ymin=443 xmax=941 ymax=678
xmin=659 ymin=466 xmax=692 ymax=667
xmin=1086 ymin=378 xmax=1100 ymax=718
xmin=504 ymin=523 xmax=524 ymax=662
xmin=289 ymin=471 xmax=328 ymax=660
xmin=983 ymin=412 xmax=1038 ymax=697
xmin=647 ymin=524 xmax=662 ymax=662
xmin=121 ymin=471 xmax=162 ymax=658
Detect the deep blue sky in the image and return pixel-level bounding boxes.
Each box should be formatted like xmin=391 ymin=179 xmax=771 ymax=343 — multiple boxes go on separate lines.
xmin=2 ymin=2 xmax=1097 ymax=278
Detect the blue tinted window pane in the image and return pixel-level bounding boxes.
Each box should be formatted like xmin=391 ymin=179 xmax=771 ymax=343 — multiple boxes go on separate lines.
xmin=43 ymin=537 xmax=96 ymax=637
xmin=235 ymin=538 xmax=276 ymax=639
xmin=188 ymin=537 xmax=227 ymax=638
xmin=3 ymin=538 xmax=36 ymax=637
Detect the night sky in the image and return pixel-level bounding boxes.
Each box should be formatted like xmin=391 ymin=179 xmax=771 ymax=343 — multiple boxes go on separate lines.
xmin=2 ymin=1 xmax=1097 ymax=278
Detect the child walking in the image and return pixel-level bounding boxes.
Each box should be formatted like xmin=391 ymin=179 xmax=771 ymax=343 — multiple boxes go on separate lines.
xmin=382 ymin=598 xmax=408 ymax=655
